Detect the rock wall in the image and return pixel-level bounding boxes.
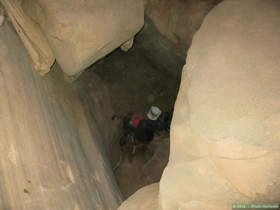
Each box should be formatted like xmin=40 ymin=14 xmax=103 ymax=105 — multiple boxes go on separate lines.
xmin=144 ymin=0 xmax=222 ymax=52
xmin=136 ymin=0 xmax=221 ymax=78
xmin=119 ymin=0 xmax=280 ymax=209
xmin=0 ymin=22 xmax=121 ymax=210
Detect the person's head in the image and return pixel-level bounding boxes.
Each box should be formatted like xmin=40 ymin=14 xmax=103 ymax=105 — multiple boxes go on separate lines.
xmin=147 ymin=106 xmax=162 ymax=121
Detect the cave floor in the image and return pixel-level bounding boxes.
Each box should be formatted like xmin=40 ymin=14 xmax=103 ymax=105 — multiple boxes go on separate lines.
xmin=84 ymin=46 xmax=180 ymax=199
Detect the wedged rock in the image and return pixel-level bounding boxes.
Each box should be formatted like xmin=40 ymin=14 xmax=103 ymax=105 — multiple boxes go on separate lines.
xmin=121 ymin=37 xmax=134 ymax=52
xmin=22 ymin=0 xmax=144 ymax=76
xmin=0 ymin=0 xmax=55 ymax=75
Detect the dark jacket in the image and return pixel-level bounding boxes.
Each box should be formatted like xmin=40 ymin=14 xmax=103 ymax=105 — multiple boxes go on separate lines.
xmin=135 ymin=119 xmax=159 ymax=142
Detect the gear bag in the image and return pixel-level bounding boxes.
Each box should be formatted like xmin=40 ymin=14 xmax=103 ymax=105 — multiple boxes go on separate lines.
xmin=130 ymin=112 xmax=145 ymax=128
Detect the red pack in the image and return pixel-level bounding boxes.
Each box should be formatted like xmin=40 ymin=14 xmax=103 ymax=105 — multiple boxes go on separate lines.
xmin=130 ymin=112 xmax=145 ymax=128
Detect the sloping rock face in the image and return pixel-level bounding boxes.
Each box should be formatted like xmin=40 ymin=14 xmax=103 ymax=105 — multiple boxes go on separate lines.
xmin=118 ymin=0 xmax=280 ymax=209
xmin=161 ymin=0 xmax=280 ymax=209
xmin=2 ymin=0 xmax=144 ymax=75
xmin=0 ymin=21 xmax=121 ymax=210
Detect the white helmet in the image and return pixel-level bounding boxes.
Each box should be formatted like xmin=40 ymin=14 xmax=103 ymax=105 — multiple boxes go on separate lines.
xmin=147 ymin=106 xmax=162 ymax=120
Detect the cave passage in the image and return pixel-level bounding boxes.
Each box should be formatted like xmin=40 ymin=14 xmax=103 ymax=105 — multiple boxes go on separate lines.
xmin=82 ymin=36 xmax=182 ymax=198
xmin=2 ymin=0 xmax=279 ymax=209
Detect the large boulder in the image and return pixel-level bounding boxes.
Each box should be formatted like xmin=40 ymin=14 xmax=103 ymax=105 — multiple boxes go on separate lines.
xmin=118 ymin=0 xmax=280 ymax=209
xmin=1 ymin=0 xmax=144 ymax=75
xmin=0 ymin=0 xmax=55 ymax=75
xmin=23 ymin=0 xmax=144 ymax=76
xmin=161 ymin=0 xmax=280 ymax=208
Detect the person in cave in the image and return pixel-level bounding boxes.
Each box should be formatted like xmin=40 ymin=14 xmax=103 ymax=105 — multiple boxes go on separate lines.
xmin=134 ymin=106 xmax=162 ymax=143
xmin=112 ymin=105 xmax=173 ymax=151
xmin=120 ymin=106 xmax=162 ymax=146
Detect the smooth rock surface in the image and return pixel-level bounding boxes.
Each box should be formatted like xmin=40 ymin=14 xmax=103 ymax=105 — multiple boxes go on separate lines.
xmin=0 ymin=21 xmax=121 ymax=210
xmin=118 ymin=183 xmax=159 ymax=210
xmin=22 ymin=0 xmax=144 ymax=76
xmin=161 ymin=0 xmax=280 ymax=209
xmin=0 ymin=0 xmax=55 ymax=75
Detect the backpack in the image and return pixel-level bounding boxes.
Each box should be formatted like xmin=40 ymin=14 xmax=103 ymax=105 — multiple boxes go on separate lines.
xmin=130 ymin=112 xmax=145 ymax=128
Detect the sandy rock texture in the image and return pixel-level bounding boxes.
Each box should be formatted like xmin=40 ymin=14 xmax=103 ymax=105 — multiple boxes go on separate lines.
xmin=0 ymin=6 xmax=5 ymax=26
xmin=118 ymin=184 xmax=159 ymax=210
xmin=22 ymin=0 xmax=144 ymax=76
xmin=1 ymin=0 xmax=144 ymax=76
xmin=0 ymin=21 xmax=121 ymax=210
xmin=119 ymin=0 xmax=280 ymax=209
xmin=161 ymin=0 xmax=280 ymax=209
xmin=0 ymin=0 xmax=55 ymax=75
xmin=144 ymin=0 xmax=221 ymax=52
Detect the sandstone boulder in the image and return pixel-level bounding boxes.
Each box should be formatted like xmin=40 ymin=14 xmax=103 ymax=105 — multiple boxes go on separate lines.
xmin=161 ymin=0 xmax=280 ymax=208
xmin=22 ymin=0 xmax=144 ymax=76
xmin=1 ymin=0 xmax=144 ymax=75
xmin=0 ymin=0 xmax=55 ymax=75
